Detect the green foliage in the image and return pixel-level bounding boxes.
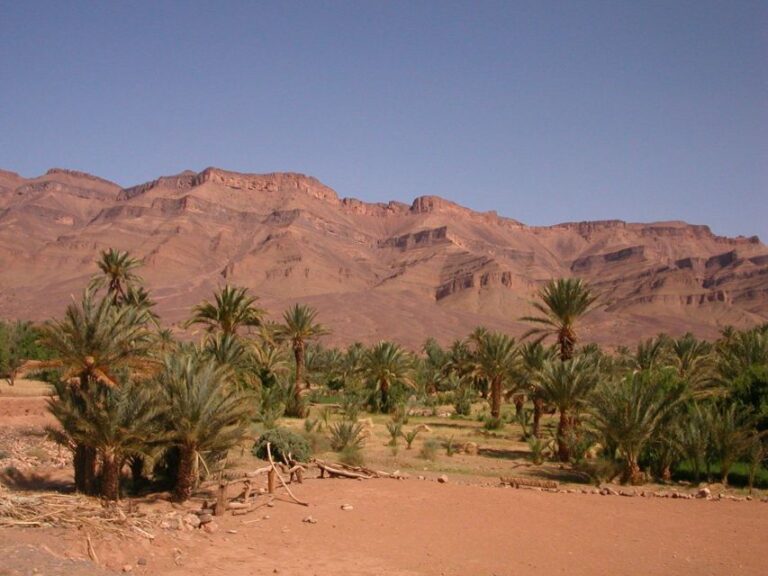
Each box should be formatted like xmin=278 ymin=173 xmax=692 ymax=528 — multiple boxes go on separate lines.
xmin=444 ymin=435 xmax=457 ymax=457
xmin=419 ymin=438 xmax=440 ymax=461
xmin=329 ymin=421 xmax=366 ymax=452
xmin=403 ymin=427 xmax=422 ymax=449
xmin=338 ymin=445 xmax=365 ymax=467
xmin=187 ymin=285 xmax=264 ymax=336
xmin=483 ymin=416 xmax=504 ymax=430
xmin=253 ymin=427 xmax=311 ymax=463
xmin=282 ymin=380 xmax=308 ymax=418
xmin=386 ymin=420 xmax=403 ymax=447
xmin=526 ymin=435 xmax=550 ymax=465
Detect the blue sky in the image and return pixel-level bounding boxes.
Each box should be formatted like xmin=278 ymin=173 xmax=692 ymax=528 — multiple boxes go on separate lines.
xmin=1 ymin=1 xmax=766 ymax=240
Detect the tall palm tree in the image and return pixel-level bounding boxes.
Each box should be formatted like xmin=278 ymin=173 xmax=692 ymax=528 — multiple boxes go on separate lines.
xmin=187 ymin=285 xmax=264 ymax=336
xmin=157 ymin=353 xmax=253 ymax=501
xmin=671 ymin=333 xmax=718 ymax=396
xmin=589 ymin=371 xmax=684 ymax=484
xmin=275 ymin=304 xmax=329 ymax=391
xmin=362 ymin=341 xmax=414 ymax=412
xmin=535 ymin=356 xmax=600 ymax=461
xmin=473 ymin=332 xmax=519 ymax=420
xmin=89 ymin=248 xmax=143 ymax=304
xmin=31 ymin=288 xmax=155 ymax=493
xmin=521 ymin=278 xmax=597 ymax=361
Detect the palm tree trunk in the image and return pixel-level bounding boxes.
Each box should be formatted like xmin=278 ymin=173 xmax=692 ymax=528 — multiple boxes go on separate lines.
xmin=557 ymin=409 xmax=571 ymax=462
xmin=532 ymin=397 xmax=544 ymax=437
xmin=380 ymin=379 xmax=390 ymax=413
xmin=174 ymin=446 xmax=196 ymax=502
xmin=624 ymin=454 xmax=642 ymax=485
xmin=74 ymin=443 xmax=98 ymax=495
xmin=294 ymin=342 xmax=305 ymax=389
xmin=101 ymin=451 xmax=120 ymax=501
xmin=129 ymin=455 xmax=145 ymax=486
xmin=490 ymin=377 xmax=502 ymax=420
xmin=513 ymin=394 xmax=524 ymax=417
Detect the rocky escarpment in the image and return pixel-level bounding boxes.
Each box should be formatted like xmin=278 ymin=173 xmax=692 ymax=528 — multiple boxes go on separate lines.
xmin=0 ymin=165 xmax=766 ymax=347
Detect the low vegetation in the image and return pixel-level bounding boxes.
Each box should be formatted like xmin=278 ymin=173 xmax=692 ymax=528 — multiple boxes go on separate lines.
xmin=1 ymin=249 xmax=766 ymax=502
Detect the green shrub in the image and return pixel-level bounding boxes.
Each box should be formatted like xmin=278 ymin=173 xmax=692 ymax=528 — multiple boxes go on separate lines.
xmin=444 ymin=435 xmax=457 ymax=457
xmin=419 ymin=438 xmax=440 ymax=461
xmin=574 ymin=457 xmax=622 ymax=486
xmin=453 ymin=388 xmax=472 ymax=416
xmin=386 ymin=420 xmax=403 ymax=447
xmin=253 ymin=427 xmax=311 ymax=463
xmin=329 ymin=421 xmax=365 ymax=452
xmin=483 ymin=416 xmax=504 ymax=430
xmin=339 ymin=445 xmax=365 ymax=467
xmin=403 ymin=428 xmax=422 ymax=449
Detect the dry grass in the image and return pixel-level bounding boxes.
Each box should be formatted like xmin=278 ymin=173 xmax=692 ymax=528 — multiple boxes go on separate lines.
xmin=0 ymin=379 xmax=53 ymax=397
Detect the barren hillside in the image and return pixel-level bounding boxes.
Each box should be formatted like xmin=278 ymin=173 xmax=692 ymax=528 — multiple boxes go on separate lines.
xmin=1 ymin=167 xmax=766 ymax=347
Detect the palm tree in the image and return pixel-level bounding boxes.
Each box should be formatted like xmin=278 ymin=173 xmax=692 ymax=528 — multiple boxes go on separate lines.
xmin=709 ymin=403 xmax=754 ymax=486
xmin=48 ymin=378 xmax=162 ymax=500
xmin=362 ymin=341 xmax=414 ymax=413
xmin=33 ymin=289 xmax=155 ymax=493
xmin=90 ymin=248 xmax=143 ymax=304
xmin=671 ymin=333 xmax=718 ymax=396
xmin=275 ymin=304 xmax=329 ymax=391
xmin=187 ymin=285 xmax=264 ymax=336
xmin=518 ymin=341 xmax=557 ymax=437
xmin=473 ymin=332 xmax=519 ymax=421
xmin=157 ymin=353 xmax=253 ymax=501
xmin=589 ymin=371 xmax=684 ymax=484
xmin=521 ymin=278 xmax=597 ymax=361
xmin=535 ymin=356 xmax=600 ymax=461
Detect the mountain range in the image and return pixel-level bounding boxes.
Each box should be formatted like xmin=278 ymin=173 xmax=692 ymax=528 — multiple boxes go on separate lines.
xmin=1 ymin=166 xmax=766 ymax=348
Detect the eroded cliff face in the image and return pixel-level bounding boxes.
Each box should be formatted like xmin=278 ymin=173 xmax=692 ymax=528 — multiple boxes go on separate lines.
xmin=0 ymin=166 xmax=766 ymax=347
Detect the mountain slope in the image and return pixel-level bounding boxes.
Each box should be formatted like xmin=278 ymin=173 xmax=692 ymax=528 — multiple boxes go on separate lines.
xmin=1 ymin=167 xmax=766 ymax=347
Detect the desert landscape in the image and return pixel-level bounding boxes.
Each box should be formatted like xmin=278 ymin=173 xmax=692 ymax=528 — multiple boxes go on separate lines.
xmin=2 ymin=3 xmax=766 ymax=575
xmin=1 ymin=238 xmax=767 ymax=575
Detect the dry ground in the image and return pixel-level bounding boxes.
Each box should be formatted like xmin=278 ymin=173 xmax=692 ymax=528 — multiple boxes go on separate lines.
xmin=1 ymin=396 xmax=766 ymax=576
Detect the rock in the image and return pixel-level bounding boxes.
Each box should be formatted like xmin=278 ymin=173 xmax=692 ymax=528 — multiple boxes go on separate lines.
xmin=437 ymin=475 xmax=448 ymax=484
xmin=227 ymin=529 xmax=238 ymax=534
xmin=463 ymin=442 xmax=479 ymax=456
xmin=340 ymin=504 xmax=354 ymax=511
xmin=198 ymin=513 xmax=213 ymax=524
xmin=302 ymin=516 xmax=318 ymax=524
xmin=697 ymin=487 xmax=711 ymax=499
xmin=418 ymin=475 xmax=426 ymax=480
xmin=203 ymin=521 xmax=219 ymax=534
xmin=619 ymin=490 xmax=635 ymax=497
xmin=137 ymin=558 xmax=147 ymax=566
xmin=122 ymin=565 xmax=133 ymax=573
xmin=183 ymin=513 xmax=201 ymax=528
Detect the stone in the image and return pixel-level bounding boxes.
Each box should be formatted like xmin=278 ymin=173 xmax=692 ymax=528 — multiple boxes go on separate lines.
xmin=437 ymin=475 xmax=448 ymax=484
xmin=183 ymin=513 xmax=201 ymax=528
xmin=137 ymin=558 xmax=147 ymax=566
xmin=122 ymin=565 xmax=133 ymax=573
xmin=302 ymin=516 xmax=318 ymax=524
xmin=696 ymin=487 xmax=711 ymax=499
xmin=203 ymin=521 xmax=219 ymax=534
xmin=340 ymin=504 xmax=353 ymax=511
xmin=198 ymin=513 xmax=213 ymax=524
xmin=463 ymin=442 xmax=479 ymax=456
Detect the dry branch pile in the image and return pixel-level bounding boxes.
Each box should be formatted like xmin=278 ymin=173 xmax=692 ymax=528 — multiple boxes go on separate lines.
xmin=0 ymin=491 xmax=158 ymax=537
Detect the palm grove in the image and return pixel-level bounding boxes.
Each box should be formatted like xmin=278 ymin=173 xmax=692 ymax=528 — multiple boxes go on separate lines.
xmin=2 ymin=249 xmax=766 ymax=501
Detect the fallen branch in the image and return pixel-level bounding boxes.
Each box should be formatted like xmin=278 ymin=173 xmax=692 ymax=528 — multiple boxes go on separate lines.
xmin=266 ymin=443 xmax=309 ymax=506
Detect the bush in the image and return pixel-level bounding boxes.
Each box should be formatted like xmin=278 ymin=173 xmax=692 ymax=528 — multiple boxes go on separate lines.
xmin=419 ymin=438 xmax=440 ymax=461
xmin=329 ymin=421 xmax=365 ymax=452
xmin=483 ymin=416 xmax=504 ymax=430
xmin=253 ymin=427 xmax=311 ymax=463
xmin=338 ymin=445 xmax=365 ymax=467
xmin=574 ymin=457 xmax=622 ymax=486
xmin=453 ymin=388 xmax=472 ymax=417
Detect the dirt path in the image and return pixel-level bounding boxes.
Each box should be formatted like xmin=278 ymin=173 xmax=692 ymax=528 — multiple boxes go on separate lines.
xmin=4 ymin=477 xmax=765 ymax=576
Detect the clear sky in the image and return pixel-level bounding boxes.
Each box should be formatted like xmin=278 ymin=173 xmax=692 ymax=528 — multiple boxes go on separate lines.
xmin=1 ymin=1 xmax=766 ymax=240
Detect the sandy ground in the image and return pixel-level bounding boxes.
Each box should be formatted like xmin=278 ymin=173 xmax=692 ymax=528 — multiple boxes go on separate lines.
xmin=1 ymin=396 xmax=767 ymax=576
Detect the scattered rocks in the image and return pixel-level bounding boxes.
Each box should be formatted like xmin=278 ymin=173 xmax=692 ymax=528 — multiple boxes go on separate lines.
xmin=183 ymin=513 xmax=201 ymax=528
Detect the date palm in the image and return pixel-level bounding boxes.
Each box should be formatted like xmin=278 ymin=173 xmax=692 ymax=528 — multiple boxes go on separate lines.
xmin=362 ymin=341 xmax=414 ymax=413
xmin=535 ymin=356 xmax=600 ymax=461
xmin=31 ymin=288 xmax=155 ymax=493
xmin=473 ymin=332 xmax=519 ymax=420
xmin=518 ymin=341 xmax=557 ymax=437
xmin=521 ymin=278 xmax=597 ymax=361
xmin=48 ymin=377 xmax=162 ymax=500
xmin=275 ymin=304 xmax=329 ymax=391
xmin=187 ymin=285 xmax=264 ymax=336
xmin=157 ymin=353 xmax=253 ymax=501
xmin=589 ymin=371 xmax=684 ymax=484
xmin=90 ymin=248 xmax=143 ymax=304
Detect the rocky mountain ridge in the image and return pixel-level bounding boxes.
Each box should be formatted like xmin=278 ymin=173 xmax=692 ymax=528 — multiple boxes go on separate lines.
xmin=1 ymin=166 xmax=765 ymax=347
